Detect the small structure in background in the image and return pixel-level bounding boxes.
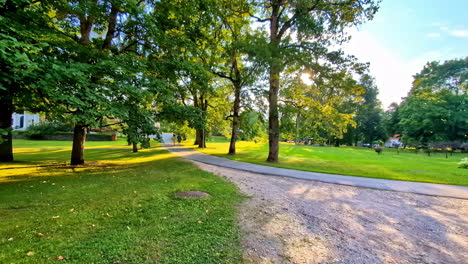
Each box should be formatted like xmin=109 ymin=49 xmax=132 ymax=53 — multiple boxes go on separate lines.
xmin=11 ymin=112 xmax=41 ymax=131
xmin=385 ymin=135 xmax=404 ymax=148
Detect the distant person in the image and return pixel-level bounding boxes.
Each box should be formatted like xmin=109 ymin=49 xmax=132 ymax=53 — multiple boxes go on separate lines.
xmin=177 ymin=134 xmax=182 ymax=144
xmin=171 ymin=134 xmax=177 ymax=146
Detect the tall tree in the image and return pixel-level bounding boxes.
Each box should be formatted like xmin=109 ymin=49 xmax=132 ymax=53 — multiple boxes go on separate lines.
xmin=38 ymin=0 xmax=155 ymax=164
xmin=398 ymin=58 xmax=467 ymax=144
xmin=250 ymin=0 xmax=379 ymax=162
xmin=152 ymin=0 xmax=229 ymax=148
xmin=279 ymin=65 xmax=364 ymax=145
xmin=0 ymin=0 xmax=52 ymax=162
xmin=354 ymin=75 xmax=386 ymax=144
xmin=210 ymin=1 xmax=259 ymax=155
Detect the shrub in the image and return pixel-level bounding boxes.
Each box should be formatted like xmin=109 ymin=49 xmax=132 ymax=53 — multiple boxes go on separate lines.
xmin=458 ymin=158 xmax=468 ymax=169
xmin=23 ymin=122 xmax=73 ymax=139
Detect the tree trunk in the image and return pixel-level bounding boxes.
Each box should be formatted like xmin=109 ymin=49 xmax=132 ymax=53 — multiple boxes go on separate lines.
xmin=71 ymin=124 xmax=87 ymax=165
xmin=196 ymin=129 xmax=206 ymax=148
xmin=0 ymin=92 xmax=13 ymax=162
xmin=335 ymin=139 xmax=340 ymax=147
xmin=267 ymin=3 xmax=281 ymax=163
xmin=295 ymin=112 xmax=301 ymax=144
xmin=228 ymin=82 xmax=241 ymax=155
xmin=267 ymin=63 xmax=280 ymax=163
xmin=132 ymin=142 xmax=138 ymax=152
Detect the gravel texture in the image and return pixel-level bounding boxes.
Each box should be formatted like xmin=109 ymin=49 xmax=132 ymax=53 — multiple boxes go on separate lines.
xmin=192 ymin=161 xmax=468 ymax=264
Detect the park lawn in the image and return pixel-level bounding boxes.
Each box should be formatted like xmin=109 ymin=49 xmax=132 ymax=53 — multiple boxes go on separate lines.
xmin=184 ymin=138 xmax=468 ymax=186
xmin=12 ymin=137 xmax=133 ymax=149
xmin=0 ymin=144 xmax=243 ymax=263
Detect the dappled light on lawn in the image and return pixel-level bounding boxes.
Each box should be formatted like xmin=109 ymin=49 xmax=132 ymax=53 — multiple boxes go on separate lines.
xmin=1 ymin=147 xmax=174 ymax=184
xmin=1 ymin=146 xmax=242 ymax=263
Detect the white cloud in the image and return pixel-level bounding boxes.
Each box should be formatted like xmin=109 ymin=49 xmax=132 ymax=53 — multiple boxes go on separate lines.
xmin=438 ymin=26 xmax=468 ymax=38
xmin=449 ymin=29 xmax=468 ymax=38
xmin=440 ymin=26 xmax=449 ymax=31
xmin=427 ymin=33 xmax=441 ymax=38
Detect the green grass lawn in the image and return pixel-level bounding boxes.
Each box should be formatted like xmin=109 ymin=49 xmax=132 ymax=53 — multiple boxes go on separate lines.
xmin=13 ymin=137 xmax=132 ymax=149
xmin=185 ymin=137 xmax=468 ymax=186
xmin=1 ymin=140 xmax=243 ymax=263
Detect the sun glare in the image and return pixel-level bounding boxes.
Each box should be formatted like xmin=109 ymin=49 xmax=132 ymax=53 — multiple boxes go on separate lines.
xmin=300 ymin=73 xmax=313 ymax=85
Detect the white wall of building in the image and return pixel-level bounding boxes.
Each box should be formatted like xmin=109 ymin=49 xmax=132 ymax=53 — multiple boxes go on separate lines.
xmin=11 ymin=112 xmax=40 ymax=131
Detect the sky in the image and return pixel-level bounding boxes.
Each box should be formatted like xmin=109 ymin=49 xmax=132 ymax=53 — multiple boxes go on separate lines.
xmin=342 ymin=0 xmax=468 ymax=109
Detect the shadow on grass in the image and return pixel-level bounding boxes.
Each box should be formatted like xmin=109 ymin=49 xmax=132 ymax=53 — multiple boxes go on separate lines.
xmin=0 ymin=147 xmax=243 ymax=263
xmin=0 ymin=148 xmax=174 ymax=183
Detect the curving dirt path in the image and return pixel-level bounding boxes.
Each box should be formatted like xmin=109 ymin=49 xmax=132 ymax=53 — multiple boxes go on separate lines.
xmin=193 ymin=161 xmax=468 ymax=264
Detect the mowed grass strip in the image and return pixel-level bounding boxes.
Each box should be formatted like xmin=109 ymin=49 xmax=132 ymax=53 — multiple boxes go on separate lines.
xmin=184 ymin=137 xmax=468 ymax=186
xmin=13 ymin=138 xmax=131 ymax=149
xmin=0 ymin=144 xmax=242 ymax=263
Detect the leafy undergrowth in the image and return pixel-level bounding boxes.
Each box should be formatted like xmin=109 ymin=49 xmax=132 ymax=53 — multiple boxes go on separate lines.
xmin=0 ymin=147 xmax=242 ymax=263
xmin=184 ymin=138 xmax=468 ymax=186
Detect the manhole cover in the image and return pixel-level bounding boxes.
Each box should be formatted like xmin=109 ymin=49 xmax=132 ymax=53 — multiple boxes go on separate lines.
xmin=175 ymin=191 xmax=211 ymax=198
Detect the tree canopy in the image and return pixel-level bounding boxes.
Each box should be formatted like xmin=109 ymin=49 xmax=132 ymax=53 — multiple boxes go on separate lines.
xmin=398 ymin=58 xmax=467 ymax=144
xmin=8 ymin=1 xmax=466 ymax=165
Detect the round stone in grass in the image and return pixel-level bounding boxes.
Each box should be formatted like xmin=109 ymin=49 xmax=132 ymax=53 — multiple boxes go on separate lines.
xmin=175 ymin=191 xmax=211 ymax=199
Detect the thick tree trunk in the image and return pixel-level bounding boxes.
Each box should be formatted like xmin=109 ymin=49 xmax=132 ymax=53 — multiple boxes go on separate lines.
xmin=196 ymin=129 xmax=206 ymax=148
xmin=0 ymin=92 xmax=13 ymax=162
xmin=267 ymin=4 xmax=281 ymax=163
xmin=71 ymin=124 xmax=87 ymax=165
xmin=228 ymin=83 xmax=241 ymax=155
xmin=267 ymin=64 xmax=280 ymax=163
xmin=132 ymin=142 xmax=138 ymax=152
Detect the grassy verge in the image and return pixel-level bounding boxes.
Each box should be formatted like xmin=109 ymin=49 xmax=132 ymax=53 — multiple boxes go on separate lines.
xmin=0 ymin=143 xmax=243 ymax=263
xmin=184 ymin=137 xmax=468 ymax=186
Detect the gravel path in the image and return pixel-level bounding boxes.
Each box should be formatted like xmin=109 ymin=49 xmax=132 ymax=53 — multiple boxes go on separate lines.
xmin=192 ymin=161 xmax=468 ymax=264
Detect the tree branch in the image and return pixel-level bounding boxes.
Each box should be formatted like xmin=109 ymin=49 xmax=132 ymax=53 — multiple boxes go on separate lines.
xmin=213 ymin=71 xmax=235 ymax=82
xmin=100 ymin=121 xmax=124 ymax=127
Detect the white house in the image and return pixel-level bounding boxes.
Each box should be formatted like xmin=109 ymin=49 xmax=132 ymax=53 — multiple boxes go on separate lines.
xmin=11 ymin=112 xmax=41 ymax=131
xmin=384 ymin=135 xmax=404 ymax=148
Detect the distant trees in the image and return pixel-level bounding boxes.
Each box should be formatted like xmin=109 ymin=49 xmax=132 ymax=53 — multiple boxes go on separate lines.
xmin=397 ymin=58 xmax=467 ymax=145
xmin=279 ymin=65 xmax=366 ymax=146
xmin=342 ymin=75 xmax=386 ymax=146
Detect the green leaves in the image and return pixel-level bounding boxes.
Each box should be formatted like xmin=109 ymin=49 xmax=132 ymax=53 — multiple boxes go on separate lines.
xmin=398 ymin=58 xmax=468 ymax=144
